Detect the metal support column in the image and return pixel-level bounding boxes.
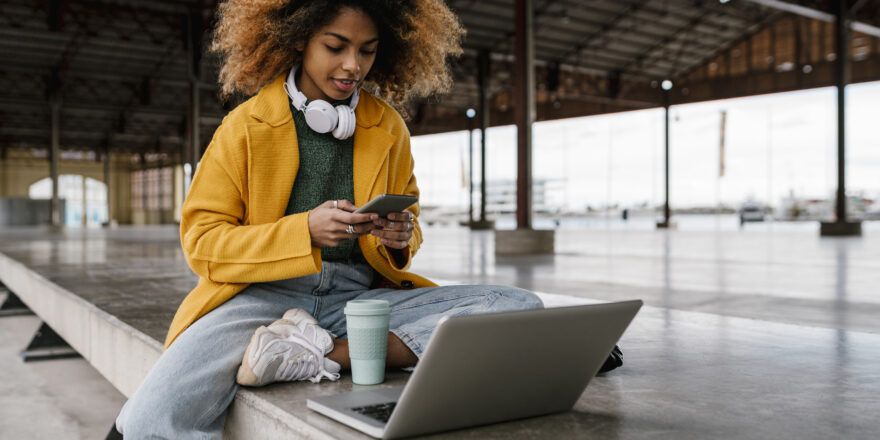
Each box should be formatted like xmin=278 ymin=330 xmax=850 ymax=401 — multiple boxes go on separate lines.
xmin=513 ymin=0 xmax=534 ymax=230
xmin=496 ymin=0 xmax=554 ymax=255
xmin=658 ymin=91 xmax=673 ymax=229
xmin=140 ymin=152 xmax=148 ymax=221
xmin=187 ymin=7 xmax=204 ymax=174
xmin=103 ymin=142 xmax=112 ymax=225
xmin=81 ymin=172 xmax=86 ymax=226
xmin=189 ymin=83 xmax=201 ymax=170
xmin=665 ymin=102 xmax=670 ymax=223
xmin=472 ymin=50 xmax=494 ymax=230
xmin=835 ymin=0 xmax=848 ymax=222
xmin=49 ymin=90 xmax=61 ymax=227
xmin=0 ymin=145 xmax=7 ymax=196
xmin=821 ymin=0 xmax=861 ymax=236
xmin=467 ymin=115 xmax=474 ymax=223
xmin=178 ymin=116 xmax=190 ymax=203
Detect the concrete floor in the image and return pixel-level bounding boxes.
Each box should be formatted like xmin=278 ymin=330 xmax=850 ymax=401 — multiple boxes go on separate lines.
xmin=0 ymin=223 xmax=879 ymax=438
xmin=414 ymin=225 xmax=880 ymax=334
xmin=0 ymin=313 xmax=126 ymax=439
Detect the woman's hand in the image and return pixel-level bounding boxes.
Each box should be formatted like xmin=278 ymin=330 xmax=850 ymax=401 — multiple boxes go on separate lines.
xmin=370 ymin=210 xmax=415 ymax=250
xmin=308 ymin=200 xmax=377 ymax=248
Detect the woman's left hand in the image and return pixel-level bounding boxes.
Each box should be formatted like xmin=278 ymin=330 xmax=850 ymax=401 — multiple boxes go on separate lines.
xmin=370 ymin=211 xmax=414 ymax=250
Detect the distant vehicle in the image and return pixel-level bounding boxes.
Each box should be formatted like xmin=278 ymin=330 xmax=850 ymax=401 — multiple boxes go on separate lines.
xmin=739 ymin=203 xmax=766 ymax=225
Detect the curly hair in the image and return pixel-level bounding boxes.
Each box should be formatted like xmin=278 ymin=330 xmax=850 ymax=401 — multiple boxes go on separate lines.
xmin=210 ymin=0 xmax=465 ymax=110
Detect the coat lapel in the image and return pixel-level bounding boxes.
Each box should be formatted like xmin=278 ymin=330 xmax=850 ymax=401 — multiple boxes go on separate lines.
xmin=352 ymin=92 xmax=393 ymax=205
xmin=246 ymin=75 xmax=298 ymax=225
xmin=353 ymin=124 xmax=394 ymax=206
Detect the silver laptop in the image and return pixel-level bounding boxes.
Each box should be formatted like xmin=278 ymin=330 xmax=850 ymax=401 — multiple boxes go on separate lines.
xmin=307 ymin=300 xmax=642 ymax=439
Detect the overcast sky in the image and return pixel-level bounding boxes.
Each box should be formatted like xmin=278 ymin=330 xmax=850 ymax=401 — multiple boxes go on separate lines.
xmin=411 ymin=81 xmax=880 ymax=211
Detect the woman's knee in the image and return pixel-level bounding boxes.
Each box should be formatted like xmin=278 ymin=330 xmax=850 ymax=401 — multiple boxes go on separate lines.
xmin=486 ymin=286 xmax=544 ymax=311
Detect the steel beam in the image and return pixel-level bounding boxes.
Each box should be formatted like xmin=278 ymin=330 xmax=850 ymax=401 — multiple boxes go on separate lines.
xmin=48 ymin=0 xmax=67 ymax=32
xmin=745 ymin=0 xmax=880 ymax=38
xmin=623 ymin=10 xmax=714 ymax=74
xmin=557 ymin=0 xmax=651 ymax=63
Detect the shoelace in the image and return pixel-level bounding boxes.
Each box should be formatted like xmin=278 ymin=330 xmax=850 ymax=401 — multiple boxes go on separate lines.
xmin=278 ymin=333 xmax=340 ymax=383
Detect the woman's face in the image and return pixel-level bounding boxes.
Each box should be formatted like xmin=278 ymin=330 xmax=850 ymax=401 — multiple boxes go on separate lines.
xmin=297 ymin=7 xmax=379 ymax=102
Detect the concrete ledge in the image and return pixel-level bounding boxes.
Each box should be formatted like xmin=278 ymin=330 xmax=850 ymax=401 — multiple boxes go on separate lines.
xmin=225 ymin=389 xmax=338 ymax=440
xmin=495 ymin=229 xmax=554 ymax=255
xmin=0 ymin=249 xmax=332 ymax=439
xmin=820 ymin=221 xmax=862 ymax=237
xmin=0 ymin=251 xmax=161 ymax=397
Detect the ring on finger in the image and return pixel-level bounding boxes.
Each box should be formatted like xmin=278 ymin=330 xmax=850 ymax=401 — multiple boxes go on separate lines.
xmin=333 ymin=200 xmax=338 ymax=209
xmin=346 ymin=224 xmax=356 ymax=235
xmin=388 ymin=221 xmax=395 ymax=230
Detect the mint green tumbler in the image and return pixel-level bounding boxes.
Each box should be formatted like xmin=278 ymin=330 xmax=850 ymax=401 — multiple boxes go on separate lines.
xmin=344 ymin=299 xmax=392 ymax=385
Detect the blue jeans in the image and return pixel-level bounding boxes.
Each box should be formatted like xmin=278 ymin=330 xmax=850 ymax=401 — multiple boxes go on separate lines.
xmin=116 ymin=261 xmax=542 ymax=439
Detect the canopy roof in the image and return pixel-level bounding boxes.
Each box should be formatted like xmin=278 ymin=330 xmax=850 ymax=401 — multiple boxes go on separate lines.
xmin=1 ymin=0 xmax=878 ymax=162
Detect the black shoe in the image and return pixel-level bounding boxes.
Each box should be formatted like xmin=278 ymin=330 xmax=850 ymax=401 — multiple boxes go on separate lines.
xmin=598 ymin=345 xmax=623 ymax=373
xmin=105 ymin=423 xmax=123 ymax=440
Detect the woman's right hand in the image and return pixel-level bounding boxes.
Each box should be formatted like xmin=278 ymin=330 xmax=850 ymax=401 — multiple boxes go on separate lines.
xmin=308 ymin=200 xmax=377 ymax=248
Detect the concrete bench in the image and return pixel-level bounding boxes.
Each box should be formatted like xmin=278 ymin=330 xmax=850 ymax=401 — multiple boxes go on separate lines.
xmin=1 ymin=225 xmax=878 ymax=439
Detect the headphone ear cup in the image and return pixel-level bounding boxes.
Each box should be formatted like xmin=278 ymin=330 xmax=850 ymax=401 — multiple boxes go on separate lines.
xmin=344 ymin=106 xmax=356 ymax=138
xmin=304 ymin=100 xmax=338 ymax=133
xmin=331 ymin=108 xmax=345 ymax=140
xmin=332 ymin=105 xmax=355 ymax=140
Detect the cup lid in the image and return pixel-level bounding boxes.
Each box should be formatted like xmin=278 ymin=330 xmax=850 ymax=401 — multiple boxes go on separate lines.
xmin=344 ymin=299 xmax=391 ymax=316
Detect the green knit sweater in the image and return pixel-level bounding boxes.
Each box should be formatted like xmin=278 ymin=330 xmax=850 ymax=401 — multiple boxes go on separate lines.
xmin=285 ymin=102 xmax=363 ymax=262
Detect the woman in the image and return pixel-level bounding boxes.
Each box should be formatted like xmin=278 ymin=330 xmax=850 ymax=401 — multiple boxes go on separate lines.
xmin=114 ymin=1 xmax=543 ymax=438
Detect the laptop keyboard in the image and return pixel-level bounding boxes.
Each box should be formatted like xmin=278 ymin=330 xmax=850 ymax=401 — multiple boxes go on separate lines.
xmin=350 ymin=402 xmax=397 ymax=423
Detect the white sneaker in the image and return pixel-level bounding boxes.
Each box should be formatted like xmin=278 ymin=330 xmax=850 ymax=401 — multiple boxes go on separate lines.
xmin=283 ymin=309 xmax=334 ymax=355
xmin=236 ymin=310 xmax=340 ymax=387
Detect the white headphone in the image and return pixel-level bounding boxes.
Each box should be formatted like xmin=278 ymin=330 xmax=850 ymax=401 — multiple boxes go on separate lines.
xmin=283 ymin=64 xmax=359 ymax=140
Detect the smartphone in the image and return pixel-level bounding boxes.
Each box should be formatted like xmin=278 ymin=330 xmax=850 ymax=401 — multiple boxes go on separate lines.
xmin=354 ymin=194 xmax=418 ymax=217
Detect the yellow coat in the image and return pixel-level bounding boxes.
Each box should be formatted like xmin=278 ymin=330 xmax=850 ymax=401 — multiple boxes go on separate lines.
xmin=166 ymin=75 xmax=436 ymax=348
